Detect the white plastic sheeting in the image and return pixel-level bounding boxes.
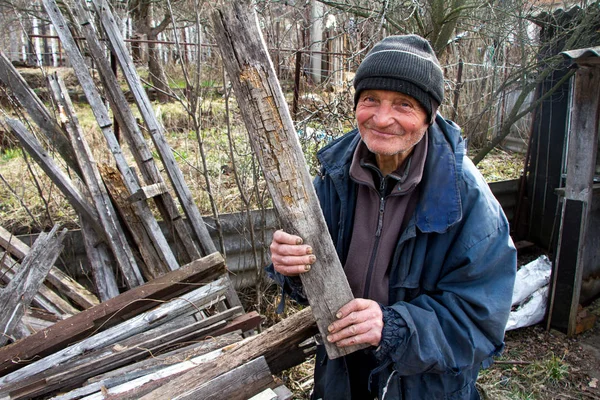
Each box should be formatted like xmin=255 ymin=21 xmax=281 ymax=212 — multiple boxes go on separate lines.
xmin=506 ymin=255 xmax=552 ymax=331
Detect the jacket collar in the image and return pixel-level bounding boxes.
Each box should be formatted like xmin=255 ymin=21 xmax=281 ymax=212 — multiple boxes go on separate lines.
xmin=317 ymin=114 xmax=465 ymax=234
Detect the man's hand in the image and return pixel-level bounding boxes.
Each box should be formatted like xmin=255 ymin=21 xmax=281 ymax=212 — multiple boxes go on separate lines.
xmin=327 ymin=299 xmax=383 ymax=347
xmin=270 ymin=230 xmax=316 ymax=276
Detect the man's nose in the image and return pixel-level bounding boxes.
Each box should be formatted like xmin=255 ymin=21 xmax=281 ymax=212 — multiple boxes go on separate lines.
xmin=371 ymin=102 xmax=394 ymax=127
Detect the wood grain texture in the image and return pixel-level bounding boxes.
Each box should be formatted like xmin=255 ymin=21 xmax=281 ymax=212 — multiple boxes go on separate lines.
xmin=0 ymin=253 xmax=226 ymax=377
xmin=140 ymin=307 xmax=317 ymax=399
xmin=211 ymin=0 xmax=364 ymax=359
xmin=0 ymin=226 xmax=67 ymax=347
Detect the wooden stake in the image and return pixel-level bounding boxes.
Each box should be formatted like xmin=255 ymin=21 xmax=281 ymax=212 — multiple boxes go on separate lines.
xmin=212 ymin=0 xmax=363 ymax=359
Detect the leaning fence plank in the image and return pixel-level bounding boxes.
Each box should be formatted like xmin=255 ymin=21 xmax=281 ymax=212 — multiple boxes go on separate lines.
xmin=99 ymin=164 xmax=170 ymax=279
xmin=0 ymin=252 xmax=226 ymax=377
xmin=0 ymin=226 xmax=67 ymax=347
xmin=5 ymin=119 xmax=104 ymax=236
xmin=90 ymin=0 xmax=217 ymax=257
xmin=69 ymin=0 xmax=202 ymax=265
xmin=0 ymin=277 xmax=230 ymax=395
xmin=80 ymin=215 xmax=121 ymax=301
xmin=41 ymin=0 xmax=180 ymax=273
xmin=48 ymin=74 xmax=144 ymax=288
xmin=0 ymin=226 xmax=99 ymax=309
xmin=0 ymin=52 xmax=81 ymax=176
xmin=212 ymin=0 xmax=363 ymax=359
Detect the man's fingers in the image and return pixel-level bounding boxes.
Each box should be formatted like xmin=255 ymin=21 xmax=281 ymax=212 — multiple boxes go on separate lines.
xmin=273 ymin=263 xmax=312 ymax=276
xmin=326 ymin=321 xmax=382 ymax=347
xmin=273 ymin=229 xmax=303 ymax=245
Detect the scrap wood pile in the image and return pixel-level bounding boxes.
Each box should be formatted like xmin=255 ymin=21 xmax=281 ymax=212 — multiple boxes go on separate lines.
xmin=0 ymin=235 xmax=317 ymax=399
xmin=0 ymin=0 xmax=319 ymax=397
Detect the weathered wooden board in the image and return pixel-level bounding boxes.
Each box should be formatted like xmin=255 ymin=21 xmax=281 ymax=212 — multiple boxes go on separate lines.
xmin=140 ymin=307 xmax=317 ymax=399
xmin=51 ymin=332 xmax=244 ymax=400
xmin=212 ymin=0 xmax=363 ymax=359
xmin=0 ymin=252 xmax=78 ymax=317
xmin=90 ymin=0 xmax=217 ymax=257
xmin=70 ymin=0 xmax=203 ymax=265
xmin=0 ymin=253 xmax=226 ymax=376
xmin=48 ymin=74 xmax=144 ymax=289
xmin=42 ymin=0 xmax=181 ymax=273
xmin=0 ymin=277 xmax=230 ymax=396
xmin=79 ymin=214 xmax=121 ymax=301
xmin=0 ymin=226 xmax=67 ymax=346
xmin=174 ymin=356 xmax=275 ymax=400
xmin=548 ymin=61 xmax=600 ymax=335
xmin=0 ymin=52 xmax=81 ymax=175
xmin=5 ymin=119 xmax=103 ymax=236
xmin=7 ymin=302 xmax=239 ymax=399
xmin=99 ymin=164 xmax=172 ymax=279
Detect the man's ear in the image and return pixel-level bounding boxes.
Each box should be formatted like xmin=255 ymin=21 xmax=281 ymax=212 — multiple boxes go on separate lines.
xmin=429 ymin=99 xmax=440 ymax=125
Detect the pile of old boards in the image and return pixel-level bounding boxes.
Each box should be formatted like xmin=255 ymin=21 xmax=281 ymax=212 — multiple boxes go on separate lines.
xmin=0 ymin=0 xmax=318 ymax=397
xmin=0 ymin=229 xmax=317 ymax=399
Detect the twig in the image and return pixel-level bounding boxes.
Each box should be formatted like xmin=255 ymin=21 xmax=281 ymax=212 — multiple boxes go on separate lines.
xmin=493 ymin=360 xmax=533 ymax=366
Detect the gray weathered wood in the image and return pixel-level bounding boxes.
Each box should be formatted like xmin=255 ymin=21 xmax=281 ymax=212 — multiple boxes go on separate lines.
xmin=88 ymin=331 xmax=243 ymax=384
xmin=0 ymin=252 xmax=226 ymax=377
xmin=0 ymin=253 xmax=78 ymax=317
xmin=70 ymin=0 xmax=202 ymax=265
xmin=42 ymin=0 xmax=180 ymax=273
xmin=80 ymin=214 xmax=121 ymax=301
xmin=0 ymin=277 xmax=230 ymax=393
xmin=548 ymin=61 xmax=600 ymax=335
xmin=0 ymin=226 xmax=67 ymax=347
xmin=0 ymin=52 xmax=81 ymax=176
xmin=212 ymin=0 xmax=362 ymax=359
xmin=174 ymin=356 xmax=274 ymax=400
xmin=140 ymin=307 xmax=317 ymax=399
xmin=5 ymin=119 xmax=104 ymax=236
xmin=99 ymin=164 xmax=171 ymax=279
xmin=49 ymin=74 xmax=144 ymax=288
xmin=0 ymin=217 xmax=99 ymax=310
xmin=128 ymin=183 xmax=169 ymax=202
xmin=80 ymin=347 xmax=228 ymax=399
xmin=50 ymin=332 xmax=244 ymax=400
xmin=90 ymin=0 xmax=217 ymax=257
xmin=9 ymin=305 xmax=241 ymax=399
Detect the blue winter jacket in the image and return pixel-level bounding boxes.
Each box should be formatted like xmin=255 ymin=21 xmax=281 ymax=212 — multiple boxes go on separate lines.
xmin=268 ymin=115 xmax=517 ymax=399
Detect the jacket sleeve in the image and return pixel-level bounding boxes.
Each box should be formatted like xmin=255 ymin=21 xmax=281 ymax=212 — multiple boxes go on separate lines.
xmin=265 ymin=263 xmax=309 ymax=308
xmin=375 ymin=187 xmax=517 ymax=376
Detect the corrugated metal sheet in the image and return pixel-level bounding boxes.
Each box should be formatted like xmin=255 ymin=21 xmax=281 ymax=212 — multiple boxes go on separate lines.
xmin=562 ymin=46 xmax=600 ymax=59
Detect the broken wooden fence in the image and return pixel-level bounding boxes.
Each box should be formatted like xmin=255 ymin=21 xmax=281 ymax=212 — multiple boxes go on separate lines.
xmin=0 ymin=252 xmax=310 ymax=399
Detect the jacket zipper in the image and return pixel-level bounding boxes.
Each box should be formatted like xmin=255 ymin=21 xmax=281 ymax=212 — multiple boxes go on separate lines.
xmin=364 ymin=178 xmax=386 ymax=299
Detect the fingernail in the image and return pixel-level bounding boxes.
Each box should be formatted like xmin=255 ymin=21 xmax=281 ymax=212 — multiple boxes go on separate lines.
xmin=327 ymin=335 xmax=333 ymax=342
xmin=328 ymin=325 xmax=334 ymax=332
xmin=304 ymin=265 xmax=311 ymax=272
xmin=309 ymin=255 xmax=316 ymax=263
xmin=336 ymin=312 xmax=342 ymax=319
xmin=296 ymin=238 xmax=303 ymax=245
xmin=306 ymin=247 xmax=313 ymax=254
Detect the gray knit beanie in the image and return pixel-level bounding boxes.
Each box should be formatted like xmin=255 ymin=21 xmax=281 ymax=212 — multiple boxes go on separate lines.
xmin=353 ymin=35 xmax=444 ymax=122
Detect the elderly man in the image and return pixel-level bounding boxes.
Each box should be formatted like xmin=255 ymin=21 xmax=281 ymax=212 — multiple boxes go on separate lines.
xmin=267 ymin=34 xmax=516 ymax=399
